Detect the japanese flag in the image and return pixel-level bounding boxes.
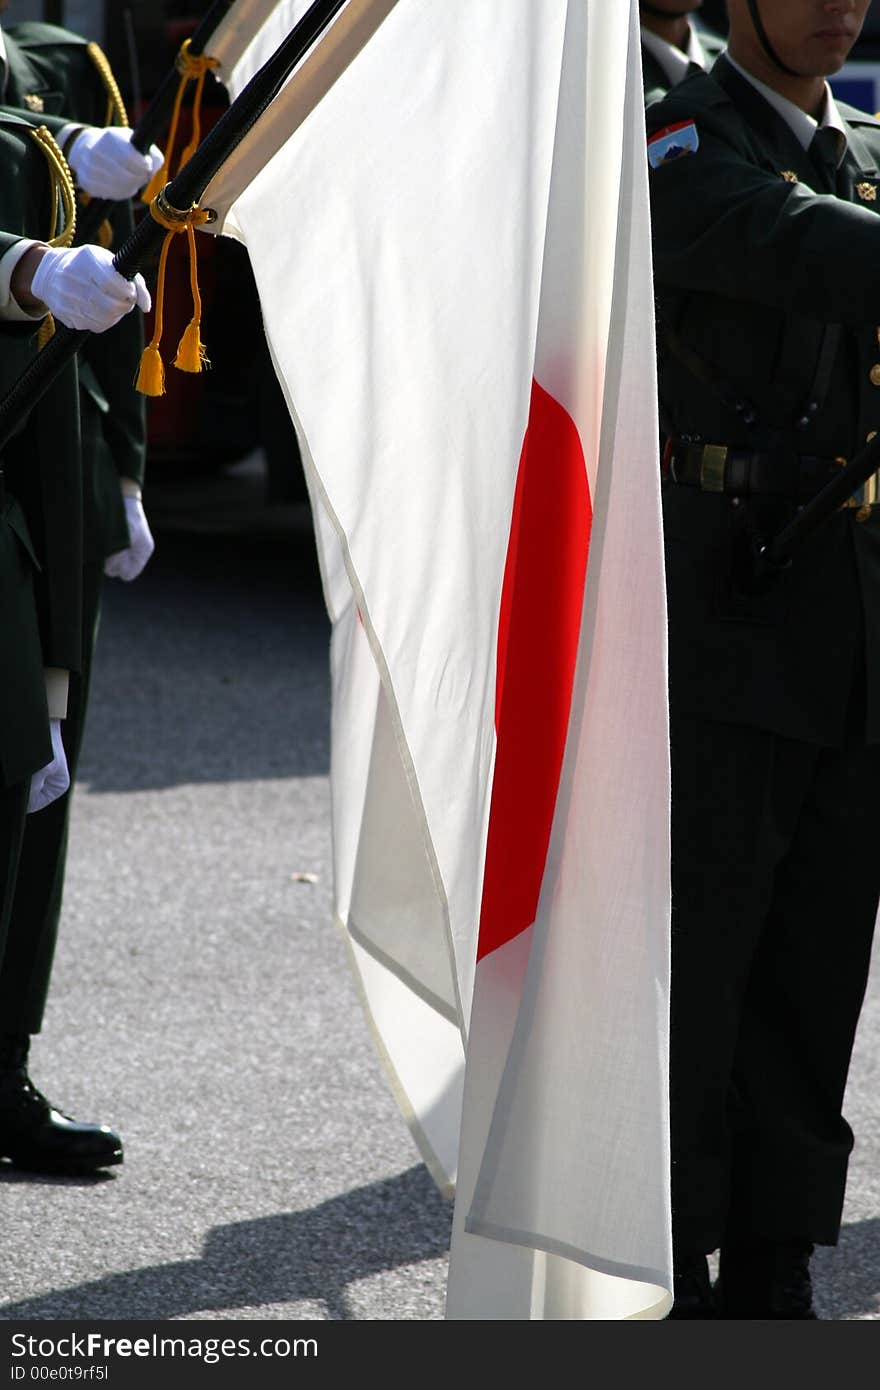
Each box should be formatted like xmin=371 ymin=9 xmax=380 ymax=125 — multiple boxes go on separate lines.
xmin=201 ymin=0 xmax=672 ymax=1318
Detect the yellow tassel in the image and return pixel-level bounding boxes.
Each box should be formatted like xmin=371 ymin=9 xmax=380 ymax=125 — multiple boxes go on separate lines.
xmin=135 ymin=343 xmax=166 ymax=396
xmin=37 ymin=313 xmax=56 ymax=350
xmin=174 ymin=319 xmax=209 ymax=373
xmin=172 ymin=219 xmax=208 ymax=373
xmin=137 ymin=197 xmax=211 ymax=395
xmin=135 ymin=226 xmax=174 ymax=396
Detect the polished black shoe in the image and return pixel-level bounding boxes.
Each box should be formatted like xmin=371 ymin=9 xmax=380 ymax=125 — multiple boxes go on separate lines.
xmin=0 ymin=1034 xmax=123 ymax=1176
xmin=717 ymin=1241 xmax=817 ymax=1319
xmin=666 ymin=1253 xmax=718 ymax=1319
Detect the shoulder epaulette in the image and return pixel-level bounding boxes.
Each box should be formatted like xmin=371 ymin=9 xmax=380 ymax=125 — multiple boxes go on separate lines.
xmin=837 ymin=102 xmax=880 ymax=130
xmin=4 ymin=22 xmax=88 ymax=52
xmin=646 ymin=70 xmax=729 ymax=133
xmin=0 ymin=110 xmax=43 ymax=132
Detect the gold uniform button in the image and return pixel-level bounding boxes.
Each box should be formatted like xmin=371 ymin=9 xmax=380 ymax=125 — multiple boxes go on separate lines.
xmin=857 ymin=505 xmax=872 ymax=523
xmin=835 ymin=456 xmax=848 ymax=465
xmin=870 ymin=364 xmax=880 ymax=386
xmin=867 ymin=431 xmax=878 ymax=443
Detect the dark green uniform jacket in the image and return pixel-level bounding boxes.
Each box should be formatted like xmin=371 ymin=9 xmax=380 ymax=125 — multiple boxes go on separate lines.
xmin=0 ymin=110 xmax=75 ymax=785
xmin=3 ymin=21 xmax=146 ymax=563
xmin=648 ymin=56 xmax=880 ymax=748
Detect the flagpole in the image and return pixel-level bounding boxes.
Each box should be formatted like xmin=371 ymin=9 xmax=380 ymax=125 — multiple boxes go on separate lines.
xmin=77 ymin=0 xmax=239 ymax=245
xmin=0 ymin=0 xmax=348 ymax=452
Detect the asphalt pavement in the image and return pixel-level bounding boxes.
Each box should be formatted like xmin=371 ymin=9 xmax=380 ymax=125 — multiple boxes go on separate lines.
xmin=0 ymin=452 xmax=878 ymax=1322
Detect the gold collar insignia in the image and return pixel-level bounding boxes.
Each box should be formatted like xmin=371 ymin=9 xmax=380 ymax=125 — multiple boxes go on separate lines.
xmin=856 ymin=181 xmax=878 ymax=202
xmin=780 ymin=170 xmax=799 ymax=183
xmin=23 ymin=93 xmax=45 ymax=113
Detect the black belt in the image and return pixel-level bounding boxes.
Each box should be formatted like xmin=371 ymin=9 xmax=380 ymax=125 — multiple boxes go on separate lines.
xmin=663 ymin=442 xmax=851 ymax=501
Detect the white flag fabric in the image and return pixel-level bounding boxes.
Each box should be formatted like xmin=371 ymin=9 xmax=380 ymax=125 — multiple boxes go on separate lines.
xmin=201 ymin=0 xmax=672 ymax=1319
xmin=207 ymin=0 xmax=303 ymax=84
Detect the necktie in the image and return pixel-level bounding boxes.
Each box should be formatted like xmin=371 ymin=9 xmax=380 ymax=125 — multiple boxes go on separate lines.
xmin=808 ymin=126 xmax=844 ymax=194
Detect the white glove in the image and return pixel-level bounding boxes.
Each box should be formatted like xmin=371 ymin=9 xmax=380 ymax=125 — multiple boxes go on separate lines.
xmin=67 ymin=127 xmax=164 ymax=200
xmin=104 ymin=496 xmax=155 ymax=581
xmin=27 ymin=720 xmax=70 ymax=814
xmin=30 ymin=244 xmax=151 ymax=334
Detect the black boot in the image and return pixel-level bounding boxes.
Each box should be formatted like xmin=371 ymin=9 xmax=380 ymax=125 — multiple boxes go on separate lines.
xmin=717 ymin=1241 xmax=817 ymax=1319
xmin=667 ymin=1253 xmax=718 ymax=1318
xmin=0 ymin=1034 xmax=123 ymax=1175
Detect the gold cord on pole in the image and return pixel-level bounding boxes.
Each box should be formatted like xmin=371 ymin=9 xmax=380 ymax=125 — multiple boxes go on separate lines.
xmin=30 ymin=125 xmax=77 ymax=348
xmin=136 ymin=188 xmax=212 ymax=396
xmin=142 ymin=39 xmax=220 ymax=204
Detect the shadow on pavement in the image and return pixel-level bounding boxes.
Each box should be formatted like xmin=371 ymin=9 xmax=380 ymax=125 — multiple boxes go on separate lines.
xmin=2 ymin=1175 xmax=876 ymax=1321
xmin=0 ymin=1166 xmax=117 ymax=1189
xmin=0 ymin=1165 xmax=452 ymax=1322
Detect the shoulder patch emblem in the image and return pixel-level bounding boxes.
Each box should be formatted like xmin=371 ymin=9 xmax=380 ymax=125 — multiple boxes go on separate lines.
xmin=857 ymin=181 xmax=878 ymax=202
xmin=780 ymin=170 xmax=799 ymax=183
xmin=647 ymin=120 xmax=699 ymax=169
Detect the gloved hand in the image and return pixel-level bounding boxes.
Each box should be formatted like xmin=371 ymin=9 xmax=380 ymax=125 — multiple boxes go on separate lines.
xmin=27 ymin=720 xmax=70 ymax=815
xmin=104 ymin=496 xmax=155 ymax=581
xmin=67 ymin=127 xmax=164 ymax=200
xmin=30 ymin=244 xmax=151 ymax=333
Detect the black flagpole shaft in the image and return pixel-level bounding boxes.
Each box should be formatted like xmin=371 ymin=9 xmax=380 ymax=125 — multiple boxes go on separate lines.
xmin=77 ymin=0 xmax=239 ymax=244
xmin=0 ymin=0 xmax=348 ymax=452
xmin=761 ymin=431 xmax=880 ymax=568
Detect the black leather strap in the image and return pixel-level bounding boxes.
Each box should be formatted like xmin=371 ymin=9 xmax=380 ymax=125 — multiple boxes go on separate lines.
xmin=666 ymin=442 xmax=844 ymax=500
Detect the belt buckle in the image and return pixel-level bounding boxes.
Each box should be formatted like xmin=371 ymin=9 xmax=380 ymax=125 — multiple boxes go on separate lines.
xmin=700 ymin=445 xmax=728 ymax=493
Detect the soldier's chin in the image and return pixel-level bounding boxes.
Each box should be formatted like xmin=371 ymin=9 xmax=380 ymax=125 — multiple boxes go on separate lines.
xmin=784 ymin=54 xmax=852 ymax=80
xmin=808 ymin=36 xmax=858 ymax=73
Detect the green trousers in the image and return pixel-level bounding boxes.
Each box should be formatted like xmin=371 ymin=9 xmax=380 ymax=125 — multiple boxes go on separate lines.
xmin=0 ymin=562 xmax=103 ymax=1034
xmin=0 ymin=779 xmax=29 ymax=969
xmin=670 ymin=713 xmax=880 ymax=1253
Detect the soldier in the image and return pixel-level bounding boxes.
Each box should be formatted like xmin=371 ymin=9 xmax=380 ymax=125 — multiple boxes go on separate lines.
xmin=641 ymin=1 xmax=728 ymax=101
xmin=647 ymin=0 xmax=880 ymax=1318
xmin=0 ymin=11 xmax=160 ymax=1174
xmin=0 ymin=115 xmax=69 ymax=1041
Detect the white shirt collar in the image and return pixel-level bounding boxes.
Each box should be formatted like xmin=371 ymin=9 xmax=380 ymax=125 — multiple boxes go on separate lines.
xmin=724 ymin=53 xmax=848 ymax=160
xmin=0 ymin=27 xmax=7 ymax=71
xmin=641 ymin=23 xmax=707 ymax=89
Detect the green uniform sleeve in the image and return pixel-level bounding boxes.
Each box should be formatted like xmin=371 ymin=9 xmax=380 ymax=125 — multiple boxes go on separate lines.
xmin=0 ymin=230 xmax=26 ymax=258
xmin=648 ymin=101 xmax=880 ymax=326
